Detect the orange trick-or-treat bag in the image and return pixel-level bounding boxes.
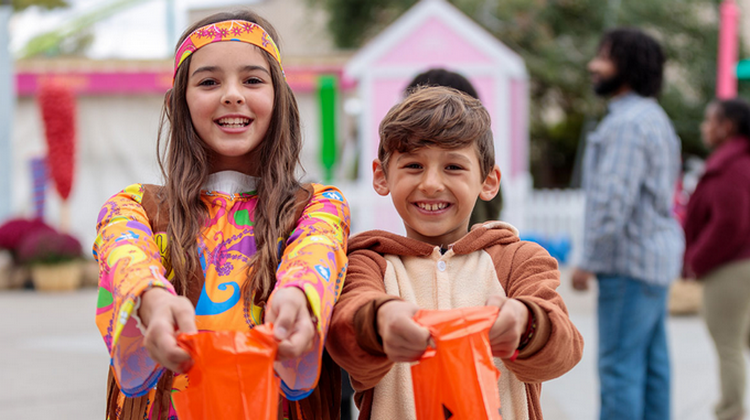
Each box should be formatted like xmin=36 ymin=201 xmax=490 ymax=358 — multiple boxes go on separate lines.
xmin=411 ymin=306 xmax=502 ymax=420
xmin=172 ymin=326 xmax=281 ymax=420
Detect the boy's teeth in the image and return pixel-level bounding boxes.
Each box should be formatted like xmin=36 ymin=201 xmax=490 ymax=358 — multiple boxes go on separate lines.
xmin=418 ymin=203 xmax=448 ymax=211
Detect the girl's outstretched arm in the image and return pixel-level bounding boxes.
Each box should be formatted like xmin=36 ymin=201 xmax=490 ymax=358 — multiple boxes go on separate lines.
xmin=140 ymin=287 xmax=197 ymax=372
xmin=268 ymin=184 xmax=350 ymax=399
xmin=265 ymin=286 xmax=315 ymax=360
xmin=93 ymin=184 xmax=179 ymax=397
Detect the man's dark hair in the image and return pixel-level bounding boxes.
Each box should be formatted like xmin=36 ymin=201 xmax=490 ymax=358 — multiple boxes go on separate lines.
xmin=599 ymin=28 xmax=666 ymax=97
xmin=715 ymin=98 xmax=750 ymax=139
xmin=405 ymin=68 xmax=479 ymax=99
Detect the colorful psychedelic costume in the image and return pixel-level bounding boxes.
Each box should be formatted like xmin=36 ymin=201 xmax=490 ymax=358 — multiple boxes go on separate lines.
xmin=94 ymin=172 xmax=350 ymax=419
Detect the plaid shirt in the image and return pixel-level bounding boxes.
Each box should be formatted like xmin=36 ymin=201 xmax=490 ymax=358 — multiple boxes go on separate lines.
xmin=580 ymin=93 xmax=684 ymax=286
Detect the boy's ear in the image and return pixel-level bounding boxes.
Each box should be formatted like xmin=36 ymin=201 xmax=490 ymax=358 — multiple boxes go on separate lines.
xmin=372 ymin=159 xmax=391 ymax=196
xmin=479 ymin=165 xmax=502 ymax=201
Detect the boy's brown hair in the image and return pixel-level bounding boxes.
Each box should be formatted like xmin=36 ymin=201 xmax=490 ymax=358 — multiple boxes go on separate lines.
xmin=378 ymin=86 xmax=494 ymax=178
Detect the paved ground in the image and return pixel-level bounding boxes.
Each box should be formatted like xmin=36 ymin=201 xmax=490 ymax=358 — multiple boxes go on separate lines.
xmin=0 ymin=269 xmax=745 ymax=419
xmin=540 ymin=270 xmax=737 ymax=420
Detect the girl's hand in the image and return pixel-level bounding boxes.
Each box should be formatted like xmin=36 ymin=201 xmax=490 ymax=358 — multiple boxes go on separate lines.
xmin=376 ymin=300 xmax=431 ymax=362
xmin=485 ymin=295 xmax=530 ymax=359
xmin=140 ymin=287 xmax=197 ymax=373
xmin=265 ymin=287 xmax=315 ymax=361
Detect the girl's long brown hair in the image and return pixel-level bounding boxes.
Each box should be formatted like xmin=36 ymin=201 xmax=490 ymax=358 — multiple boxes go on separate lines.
xmin=156 ymin=10 xmax=304 ymax=307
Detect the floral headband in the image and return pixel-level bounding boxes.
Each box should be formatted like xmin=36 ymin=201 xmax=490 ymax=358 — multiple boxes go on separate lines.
xmin=173 ymin=19 xmax=283 ymax=83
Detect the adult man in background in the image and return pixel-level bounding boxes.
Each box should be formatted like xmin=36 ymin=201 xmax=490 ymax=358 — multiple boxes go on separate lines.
xmin=572 ymin=28 xmax=685 ymax=420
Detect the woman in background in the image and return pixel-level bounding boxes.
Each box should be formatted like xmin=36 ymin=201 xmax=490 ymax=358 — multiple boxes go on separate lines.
xmin=684 ymin=98 xmax=750 ymax=420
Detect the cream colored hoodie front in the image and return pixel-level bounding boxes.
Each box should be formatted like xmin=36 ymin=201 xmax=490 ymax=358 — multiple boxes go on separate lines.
xmin=373 ymin=222 xmax=528 ymax=420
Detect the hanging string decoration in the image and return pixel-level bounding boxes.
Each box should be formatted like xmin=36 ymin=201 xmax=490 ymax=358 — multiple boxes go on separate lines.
xmin=38 ymin=80 xmax=76 ymax=201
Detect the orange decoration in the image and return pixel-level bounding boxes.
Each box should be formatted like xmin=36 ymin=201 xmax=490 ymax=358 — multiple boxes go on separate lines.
xmin=411 ymin=306 xmax=503 ymax=420
xmin=172 ymin=327 xmax=280 ymax=420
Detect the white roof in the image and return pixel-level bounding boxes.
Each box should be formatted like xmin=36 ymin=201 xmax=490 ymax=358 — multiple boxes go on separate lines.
xmin=346 ymin=0 xmax=526 ymax=79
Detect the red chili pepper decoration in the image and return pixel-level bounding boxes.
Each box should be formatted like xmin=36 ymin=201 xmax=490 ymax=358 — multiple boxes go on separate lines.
xmin=38 ymin=80 xmax=76 ymax=201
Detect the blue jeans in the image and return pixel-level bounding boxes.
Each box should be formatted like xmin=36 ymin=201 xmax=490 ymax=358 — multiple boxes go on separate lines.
xmin=597 ymin=274 xmax=671 ymax=420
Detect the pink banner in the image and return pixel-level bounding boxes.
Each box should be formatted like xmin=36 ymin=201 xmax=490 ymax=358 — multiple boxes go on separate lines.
xmin=16 ymin=66 xmax=355 ymax=96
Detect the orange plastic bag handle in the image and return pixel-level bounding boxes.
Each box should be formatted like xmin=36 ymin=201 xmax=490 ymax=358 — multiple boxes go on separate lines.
xmin=411 ymin=306 xmax=503 ymax=420
xmin=172 ymin=326 xmax=281 ymax=420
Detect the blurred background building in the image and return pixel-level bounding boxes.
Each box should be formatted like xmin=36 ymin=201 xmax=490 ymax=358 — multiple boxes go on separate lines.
xmin=2 ymin=1 xmax=750 ymax=419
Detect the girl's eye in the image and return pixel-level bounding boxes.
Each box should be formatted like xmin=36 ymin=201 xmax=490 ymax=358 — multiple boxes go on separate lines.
xmin=245 ymin=77 xmax=264 ymax=85
xmin=198 ymin=79 xmax=217 ymax=86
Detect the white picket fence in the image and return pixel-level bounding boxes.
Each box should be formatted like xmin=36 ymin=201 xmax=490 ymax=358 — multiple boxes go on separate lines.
xmin=519 ymin=189 xmax=586 ymax=266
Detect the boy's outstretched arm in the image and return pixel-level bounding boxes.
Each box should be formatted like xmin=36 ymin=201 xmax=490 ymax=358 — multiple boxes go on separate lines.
xmin=376 ymin=300 xmax=430 ymax=362
xmin=326 ymin=249 xmax=403 ymax=391
xmin=493 ymin=242 xmax=584 ymax=383
xmin=485 ymin=295 xmax=530 ymax=359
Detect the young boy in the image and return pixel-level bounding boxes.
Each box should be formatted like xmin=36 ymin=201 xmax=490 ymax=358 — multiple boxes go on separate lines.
xmin=326 ymin=87 xmax=583 ymax=420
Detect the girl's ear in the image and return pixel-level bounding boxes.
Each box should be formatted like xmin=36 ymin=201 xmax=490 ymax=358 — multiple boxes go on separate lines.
xmin=372 ymin=159 xmax=391 ymax=196
xmin=479 ymin=164 xmax=501 ymax=201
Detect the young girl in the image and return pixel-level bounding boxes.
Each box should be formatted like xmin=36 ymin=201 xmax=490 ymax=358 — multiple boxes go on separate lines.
xmin=94 ymin=10 xmax=350 ymax=420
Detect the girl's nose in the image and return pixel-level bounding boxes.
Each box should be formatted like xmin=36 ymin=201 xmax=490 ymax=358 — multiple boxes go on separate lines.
xmin=222 ymin=85 xmax=244 ymax=105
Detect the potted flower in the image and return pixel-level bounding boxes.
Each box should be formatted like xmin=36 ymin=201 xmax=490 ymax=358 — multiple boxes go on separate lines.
xmin=16 ymin=228 xmax=83 ymax=291
xmin=0 ymin=218 xmax=57 ymax=289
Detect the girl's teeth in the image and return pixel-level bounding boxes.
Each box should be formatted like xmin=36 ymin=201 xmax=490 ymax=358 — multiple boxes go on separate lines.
xmin=218 ymin=117 xmax=249 ymax=127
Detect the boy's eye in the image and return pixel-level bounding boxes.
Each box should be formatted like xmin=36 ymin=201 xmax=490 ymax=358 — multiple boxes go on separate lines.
xmin=446 ymin=165 xmax=464 ymax=170
xmin=404 ymin=163 xmax=422 ymax=169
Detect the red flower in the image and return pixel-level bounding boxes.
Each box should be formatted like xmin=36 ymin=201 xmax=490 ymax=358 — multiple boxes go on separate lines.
xmin=16 ymin=229 xmax=82 ymax=265
xmin=0 ymin=218 xmax=55 ymax=250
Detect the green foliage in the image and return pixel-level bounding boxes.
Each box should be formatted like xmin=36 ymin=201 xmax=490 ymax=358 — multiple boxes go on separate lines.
xmin=17 ymin=0 xmax=147 ymax=58
xmin=314 ymin=0 xmax=417 ymax=48
xmin=12 ymin=0 xmax=68 ymax=12
xmin=319 ymin=0 xmax=738 ymax=187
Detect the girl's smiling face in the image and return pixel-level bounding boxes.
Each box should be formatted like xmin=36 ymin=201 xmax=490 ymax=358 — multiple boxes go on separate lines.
xmin=186 ymin=41 xmax=275 ymax=175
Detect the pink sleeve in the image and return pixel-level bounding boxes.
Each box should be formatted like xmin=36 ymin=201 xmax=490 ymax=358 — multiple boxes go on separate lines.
xmin=271 ymin=184 xmax=350 ymax=393
xmin=93 ymin=184 xmax=176 ymax=397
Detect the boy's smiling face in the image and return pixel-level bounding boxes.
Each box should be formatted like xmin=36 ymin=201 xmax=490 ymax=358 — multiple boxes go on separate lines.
xmin=373 ymin=145 xmax=501 ymax=247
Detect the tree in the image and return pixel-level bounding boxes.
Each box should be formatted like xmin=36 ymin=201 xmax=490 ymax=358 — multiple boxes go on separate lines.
xmin=12 ymin=0 xmax=68 ymax=12
xmin=317 ymin=0 xmax=735 ymax=187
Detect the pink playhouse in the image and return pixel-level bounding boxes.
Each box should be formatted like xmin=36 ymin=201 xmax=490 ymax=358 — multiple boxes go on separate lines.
xmin=343 ymin=0 xmax=531 ymax=234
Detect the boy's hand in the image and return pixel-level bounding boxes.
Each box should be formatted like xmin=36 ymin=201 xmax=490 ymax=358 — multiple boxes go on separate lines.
xmin=485 ymin=295 xmax=530 ymax=359
xmin=265 ymin=287 xmax=315 ymax=361
xmin=140 ymin=287 xmax=197 ymax=373
xmin=376 ymin=300 xmax=431 ymax=362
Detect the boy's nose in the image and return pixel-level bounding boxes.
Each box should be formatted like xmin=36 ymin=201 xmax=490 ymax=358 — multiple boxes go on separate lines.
xmin=419 ymin=169 xmax=445 ymax=195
